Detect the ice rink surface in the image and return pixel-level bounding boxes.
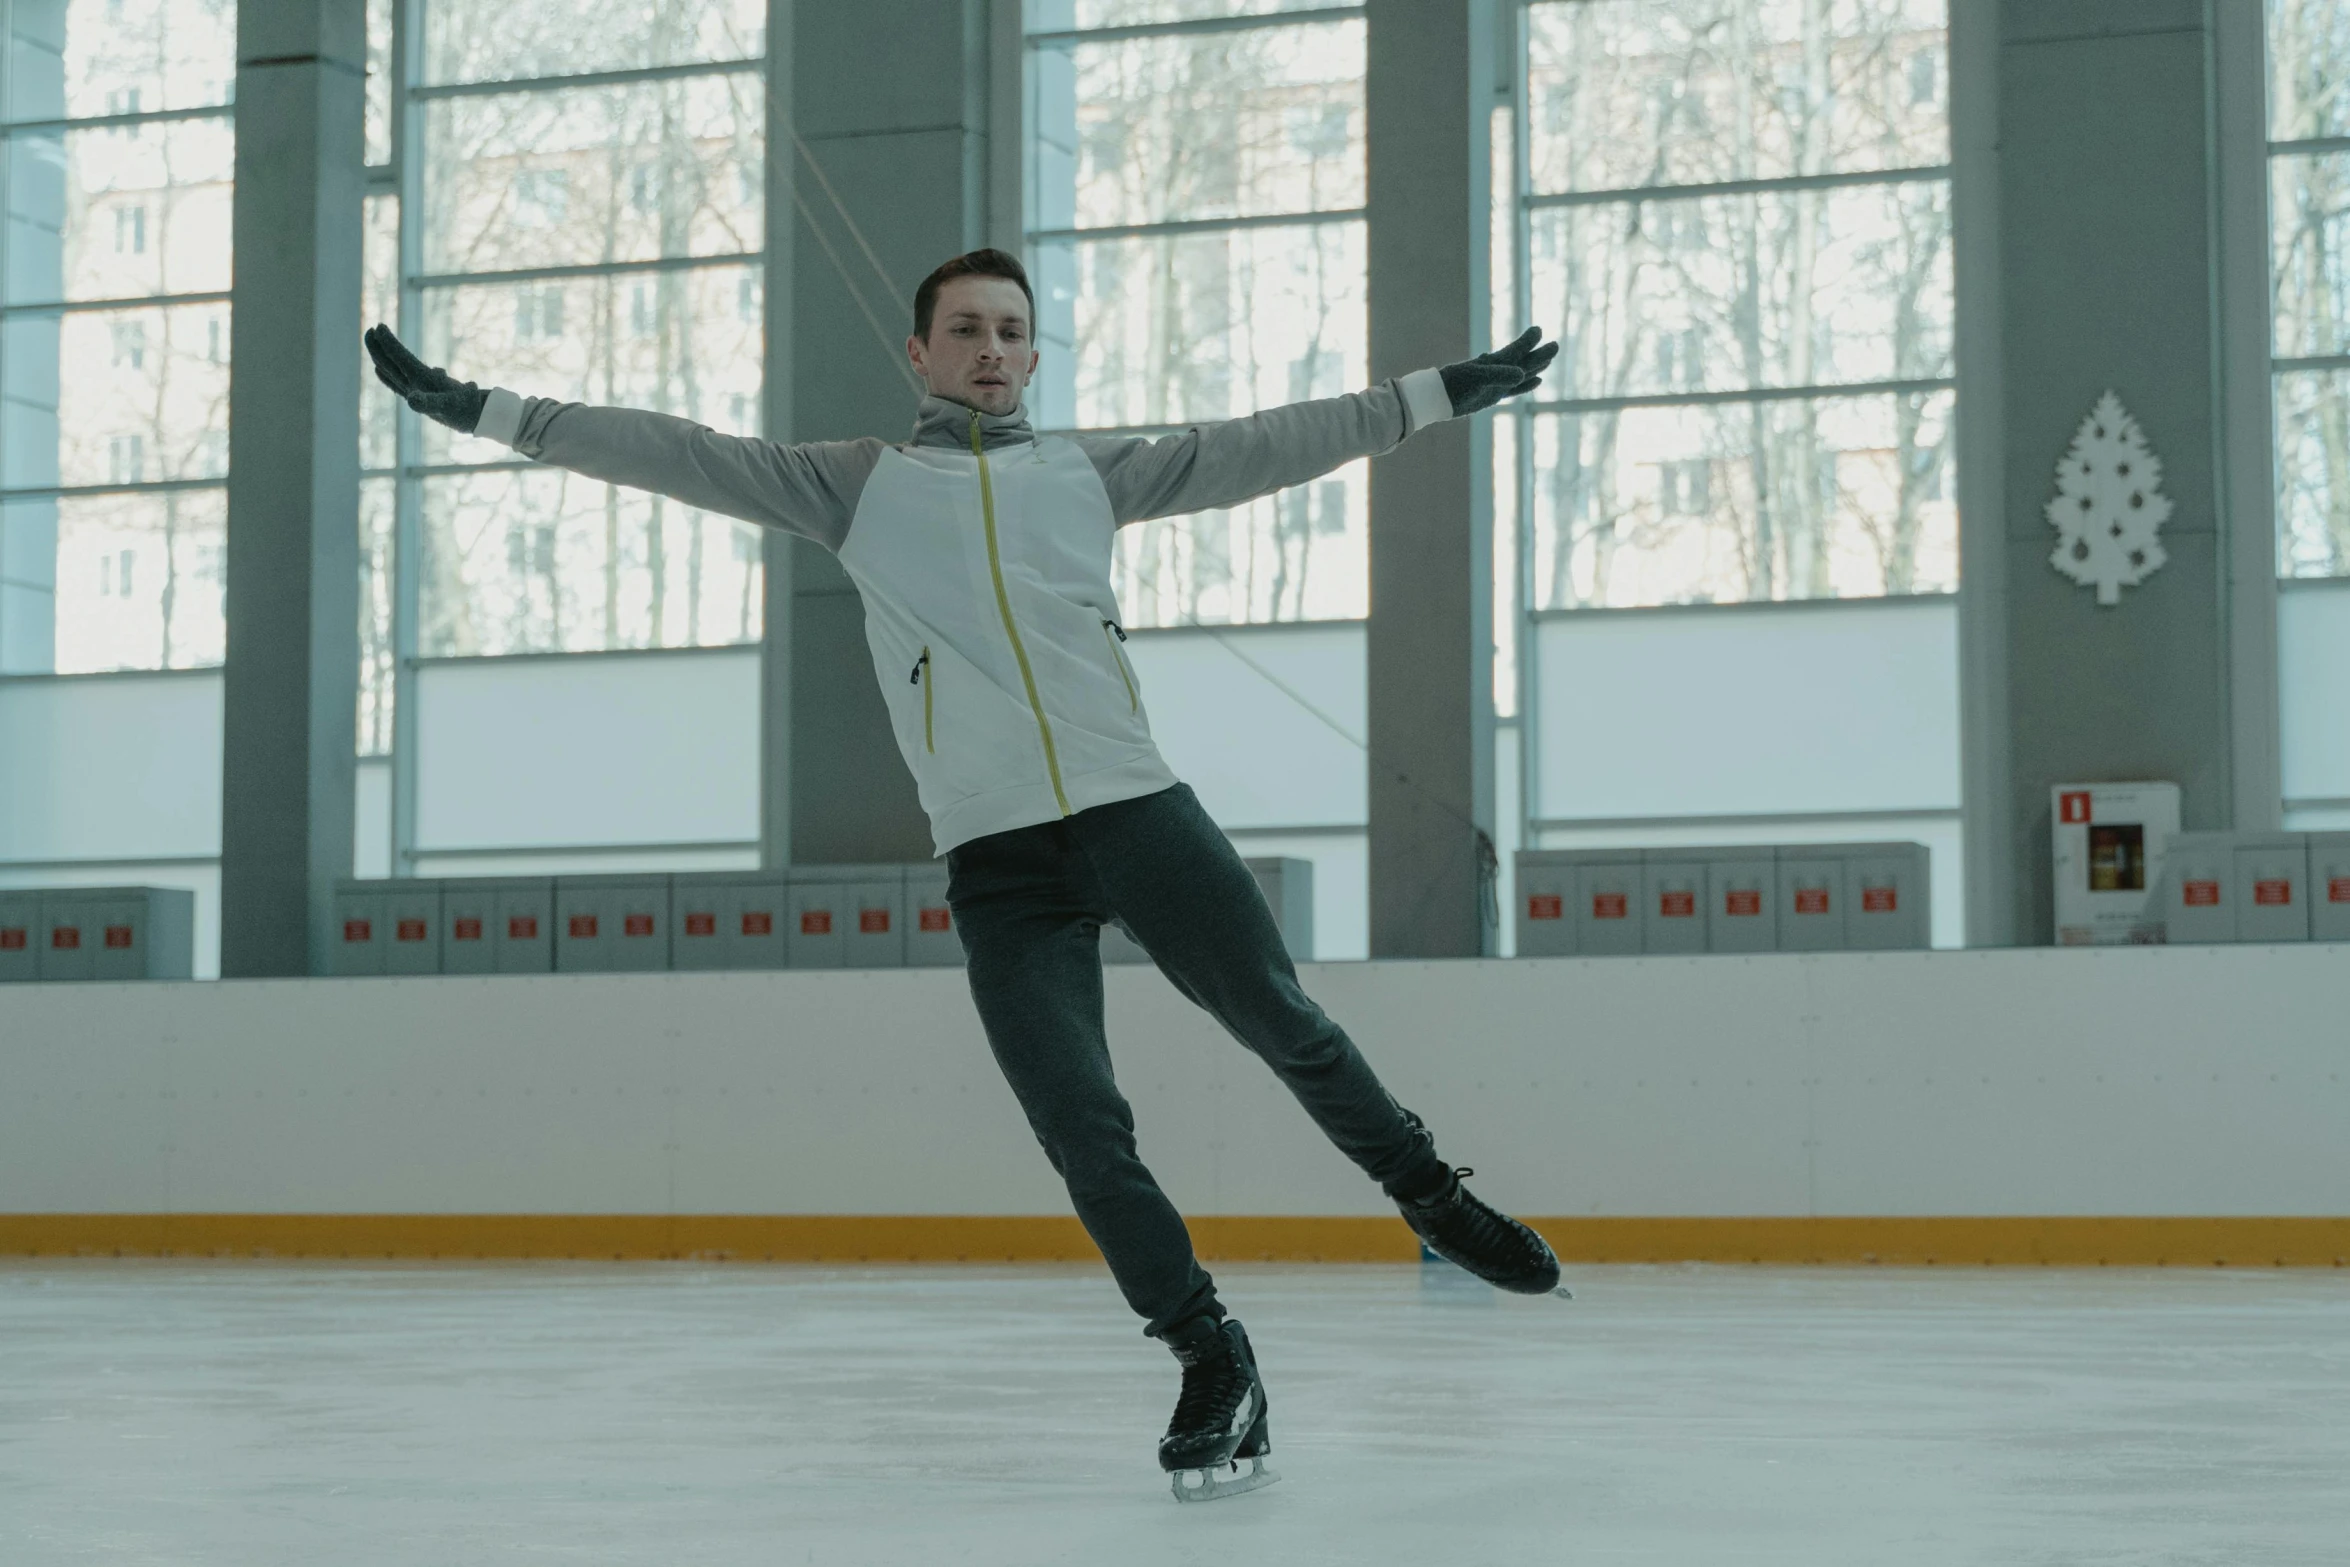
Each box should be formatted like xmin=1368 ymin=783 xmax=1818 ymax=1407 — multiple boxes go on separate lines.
xmin=3 ymin=1259 xmax=2345 ymax=1566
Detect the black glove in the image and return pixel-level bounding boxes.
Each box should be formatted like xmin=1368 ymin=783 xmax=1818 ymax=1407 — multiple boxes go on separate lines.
xmin=364 ymin=323 xmax=488 ymax=435
xmin=1438 ymin=327 xmax=1558 ymax=417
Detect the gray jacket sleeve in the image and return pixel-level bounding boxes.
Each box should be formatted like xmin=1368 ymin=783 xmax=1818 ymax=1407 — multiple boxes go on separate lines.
xmin=1070 ymin=367 xmax=1456 ymax=526
xmin=478 ymin=391 xmax=882 ymax=551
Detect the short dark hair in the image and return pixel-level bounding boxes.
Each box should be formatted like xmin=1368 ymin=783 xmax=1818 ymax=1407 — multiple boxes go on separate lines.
xmin=912 ymin=248 xmax=1035 ymax=341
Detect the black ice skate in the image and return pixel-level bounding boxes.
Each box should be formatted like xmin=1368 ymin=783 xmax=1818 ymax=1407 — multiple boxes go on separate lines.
xmin=1397 ymin=1167 xmax=1572 ymax=1298
xmin=1158 ymin=1316 xmax=1279 ymax=1503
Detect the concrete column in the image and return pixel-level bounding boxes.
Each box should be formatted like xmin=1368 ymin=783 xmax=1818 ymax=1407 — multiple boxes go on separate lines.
xmin=1980 ymin=0 xmax=2279 ymax=944
xmin=762 ymin=0 xmax=992 ymax=866
xmin=1365 ymin=0 xmax=1495 ymax=957
xmin=219 ymin=0 xmax=364 ymax=975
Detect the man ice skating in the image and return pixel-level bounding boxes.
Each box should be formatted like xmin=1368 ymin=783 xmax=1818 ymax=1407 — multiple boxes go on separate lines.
xmin=365 ymin=248 xmax=1563 ymax=1503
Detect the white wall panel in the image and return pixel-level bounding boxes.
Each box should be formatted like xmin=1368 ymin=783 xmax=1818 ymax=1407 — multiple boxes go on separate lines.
xmin=414 ymin=650 xmax=759 ymax=851
xmin=0 ymin=671 xmax=221 ymax=862
xmin=2279 ymin=581 xmax=2350 ymax=805
xmin=1533 ymin=599 xmax=1961 ymax=821
xmin=353 ymin=757 xmax=392 ymax=879
xmin=1122 ymin=622 xmax=1365 ymax=829
xmin=3 ymin=946 xmax=2344 ymax=1219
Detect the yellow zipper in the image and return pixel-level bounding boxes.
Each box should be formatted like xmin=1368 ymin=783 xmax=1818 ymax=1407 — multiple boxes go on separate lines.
xmin=971 ymin=410 xmax=1070 ymax=815
xmin=911 ymin=647 xmax=934 ymax=753
xmin=1102 ymin=621 xmax=1136 ymax=712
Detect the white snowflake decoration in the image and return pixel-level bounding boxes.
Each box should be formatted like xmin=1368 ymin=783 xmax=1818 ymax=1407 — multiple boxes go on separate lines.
xmin=2046 ymin=390 xmax=2171 ymax=606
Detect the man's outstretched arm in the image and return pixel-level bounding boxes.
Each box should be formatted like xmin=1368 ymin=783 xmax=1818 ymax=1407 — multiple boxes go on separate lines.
xmin=1074 ymin=328 xmax=1556 ymax=525
xmin=364 ymin=324 xmax=878 ymax=550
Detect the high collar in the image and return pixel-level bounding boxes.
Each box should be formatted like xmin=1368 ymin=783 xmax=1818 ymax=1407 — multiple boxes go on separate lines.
xmin=909 ymin=395 xmax=1035 ymax=453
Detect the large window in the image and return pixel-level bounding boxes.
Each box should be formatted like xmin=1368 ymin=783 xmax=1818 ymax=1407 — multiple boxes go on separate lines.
xmin=1024 ymin=1 xmax=1369 ymax=626
xmin=382 ymin=0 xmax=767 ymax=662
xmin=2269 ymin=0 xmax=2350 ymax=579
xmin=2267 ymin=0 xmax=2350 ymax=831
xmin=0 ymin=0 xmax=236 ymax=675
xmin=1506 ymin=1 xmax=1963 ymax=947
xmin=1510 ymin=0 xmax=1954 ymax=610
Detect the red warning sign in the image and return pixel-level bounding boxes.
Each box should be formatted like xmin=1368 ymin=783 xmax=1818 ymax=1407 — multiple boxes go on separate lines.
xmin=508 ymin=915 xmax=539 ymax=940
xmin=684 ymin=913 xmax=717 ymax=938
xmin=342 ymin=920 xmax=371 ymax=943
xmin=104 ymin=926 xmax=133 ymax=949
xmin=624 ymin=913 xmax=654 ymax=937
xmin=395 ymin=919 xmax=426 ymax=942
xmin=1793 ymin=888 xmax=1831 ymax=916
xmin=859 ymin=909 xmax=891 ymax=934
xmin=2059 ymin=791 xmax=2092 ymax=824
xmin=1861 ymin=886 xmax=1897 ymax=913
xmin=0 ymin=927 xmax=24 ymax=950
xmin=2253 ymin=879 xmax=2292 ymax=907
xmin=742 ymin=911 xmax=774 ymax=936
xmin=1724 ymin=890 xmax=1762 ymax=917
xmin=1526 ymin=894 xmax=1563 ymax=921
xmin=918 ymin=907 xmax=951 ymax=933
xmin=2331 ymin=876 xmax=2350 ymax=905
xmin=801 ymin=910 xmax=833 ymax=936
xmin=453 ymin=917 xmax=483 ymax=941
xmin=568 ymin=914 xmax=598 ymax=940
xmin=1658 ymin=890 xmax=1696 ymax=918
xmin=1591 ymin=892 xmax=1628 ymax=920
xmin=2182 ymin=880 xmax=2220 ymax=906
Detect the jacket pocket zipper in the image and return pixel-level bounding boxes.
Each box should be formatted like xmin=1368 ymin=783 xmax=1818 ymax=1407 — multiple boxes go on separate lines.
xmin=910 ymin=647 xmax=934 ymax=753
xmin=1101 ymin=620 xmax=1137 ymax=712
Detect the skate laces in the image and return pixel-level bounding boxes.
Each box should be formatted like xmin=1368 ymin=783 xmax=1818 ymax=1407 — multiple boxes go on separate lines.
xmin=1169 ymin=1339 xmax=1251 ymax=1432
xmin=1424 ymin=1169 xmax=1541 ymax=1261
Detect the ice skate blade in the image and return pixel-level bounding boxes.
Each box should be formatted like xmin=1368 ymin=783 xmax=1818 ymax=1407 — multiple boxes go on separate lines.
xmin=1169 ymin=1456 xmax=1280 ymax=1504
xmin=1554 ymin=1283 xmax=1575 ymax=1300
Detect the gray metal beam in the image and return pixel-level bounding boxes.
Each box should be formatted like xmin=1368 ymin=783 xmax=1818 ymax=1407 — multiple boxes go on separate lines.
xmin=219 ymin=0 xmax=366 ymax=975
xmin=1365 ymin=0 xmax=1496 ymax=957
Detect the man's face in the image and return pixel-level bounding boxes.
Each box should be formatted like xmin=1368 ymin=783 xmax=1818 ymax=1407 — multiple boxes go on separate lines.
xmin=907 ymin=276 xmax=1038 ymax=416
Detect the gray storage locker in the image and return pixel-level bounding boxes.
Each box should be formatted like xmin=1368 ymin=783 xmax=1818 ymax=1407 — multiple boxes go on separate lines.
xmin=1705 ymin=852 xmax=1777 ymax=954
xmin=2151 ymin=832 xmax=2236 ymax=944
xmin=331 ymin=881 xmax=390 ymax=975
xmin=1641 ymin=850 xmax=1710 ymax=955
xmin=556 ymin=875 xmax=673 ymax=973
xmin=1841 ymin=843 xmax=1931 ymax=951
xmin=1513 ymin=850 xmax=1578 ymax=958
xmin=1574 ymin=855 xmax=1644 ymax=957
xmin=0 ymin=887 xmax=38 ymax=982
xmin=380 ymin=881 xmax=443 ymax=975
xmin=2234 ymin=834 xmax=2311 ymax=944
xmin=1775 ymin=849 xmax=1846 ymax=952
xmin=1244 ymin=856 xmax=1315 ymax=962
xmin=2311 ymin=833 xmax=2350 ymax=944
xmin=789 ymin=866 xmax=905 ymax=969
xmin=903 ymin=863 xmax=963 ymax=966
xmin=36 ymin=887 xmax=193 ymax=981
xmin=440 ymin=878 xmax=554 ymax=974
xmin=670 ymin=872 xmax=790 ymax=972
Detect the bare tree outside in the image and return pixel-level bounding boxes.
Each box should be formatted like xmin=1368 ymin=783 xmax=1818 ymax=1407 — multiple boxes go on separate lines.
xmin=401 ymin=0 xmax=766 ymax=659
xmin=0 ymin=0 xmax=235 ymax=675
xmin=1028 ymin=11 xmax=1369 ymax=626
xmin=2270 ymin=0 xmax=2350 ymax=578
xmin=1520 ymin=0 xmax=1955 ymax=610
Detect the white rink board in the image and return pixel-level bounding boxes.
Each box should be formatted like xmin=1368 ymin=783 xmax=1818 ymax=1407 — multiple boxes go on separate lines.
xmin=1 ymin=946 xmax=2346 ymax=1218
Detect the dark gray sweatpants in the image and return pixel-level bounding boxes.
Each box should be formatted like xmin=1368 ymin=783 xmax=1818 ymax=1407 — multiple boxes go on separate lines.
xmin=945 ymin=782 xmax=1447 ymax=1337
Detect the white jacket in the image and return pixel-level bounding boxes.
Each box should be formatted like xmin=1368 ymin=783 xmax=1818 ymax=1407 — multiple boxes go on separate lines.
xmin=475 ymin=371 xmax=1457 ymax=854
